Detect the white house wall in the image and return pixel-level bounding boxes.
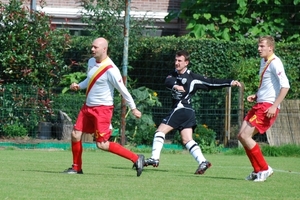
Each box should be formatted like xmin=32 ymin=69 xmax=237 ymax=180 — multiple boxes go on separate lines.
xmin=1 ymin=0 xmax=186 ymax=36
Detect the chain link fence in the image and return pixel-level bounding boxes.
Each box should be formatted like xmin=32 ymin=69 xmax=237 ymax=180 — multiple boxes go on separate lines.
xmin=0 ymin=83 xmax=243 ymax=146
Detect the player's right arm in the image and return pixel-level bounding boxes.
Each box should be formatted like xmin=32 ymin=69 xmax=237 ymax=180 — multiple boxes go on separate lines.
xmin=70 ymin=78 xmax=88 ymax=91
xmin=165 ymin=71 xmax=178 ymax=90
xmin=70 ymin=83 xmax=80 ymax=91
xmin=247 ymin=94 xmax=257 ymax=102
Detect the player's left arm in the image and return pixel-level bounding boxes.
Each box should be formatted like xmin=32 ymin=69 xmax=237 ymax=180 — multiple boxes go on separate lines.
xmin=265 ymin=87 xmax=289 ymax=118
xmin=109 ymin=68 xmax=141 ymax=118
xmin=192 ymin=72 xmax=234 ymax=90
xmin=265 ymin=62 xmax=290 ymax=118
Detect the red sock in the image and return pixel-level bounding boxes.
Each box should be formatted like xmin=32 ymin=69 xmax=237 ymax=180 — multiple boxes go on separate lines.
xmin=108 ymin=142 xmax=138 ymax=163
xmin=244 ymin=146 xmax=260 ymax=173
xmin=72 ymin=140 xmax=83 ymax=171
xmin=250 ymin=143 xmax=268 ymax=171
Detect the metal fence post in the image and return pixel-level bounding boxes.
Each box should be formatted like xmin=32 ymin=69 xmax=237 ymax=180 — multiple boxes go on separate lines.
xmin=120 ymin=0 xmax=131 ymax=146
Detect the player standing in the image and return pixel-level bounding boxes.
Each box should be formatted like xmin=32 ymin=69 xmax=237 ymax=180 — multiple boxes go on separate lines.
xmin=238 ymin=35 xmax=290 ymax=182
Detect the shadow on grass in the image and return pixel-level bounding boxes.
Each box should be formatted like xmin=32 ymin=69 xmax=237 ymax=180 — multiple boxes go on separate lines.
xmin=23 ymin=169 xmax=151 ymax=177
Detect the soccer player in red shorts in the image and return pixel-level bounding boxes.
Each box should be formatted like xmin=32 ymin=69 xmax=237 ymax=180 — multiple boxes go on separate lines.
xmin=63 ymin=37 xmax=145 ymax=176
xmin=238 ymin=35 xmax=290 ymax=182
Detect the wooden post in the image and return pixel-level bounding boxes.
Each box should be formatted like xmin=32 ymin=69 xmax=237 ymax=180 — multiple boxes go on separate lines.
xmin=238 ymin=83 xmax=245 ymax=147
xmin=224 ymin=87 xmax=231 ymax=146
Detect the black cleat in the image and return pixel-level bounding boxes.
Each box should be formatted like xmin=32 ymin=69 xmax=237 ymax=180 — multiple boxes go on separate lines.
xmin=63 ymin=165 xmax=83 ymax=174
xmin=144 ymin=158 xmax=159 ymax=167
xmin=195 ymin=161 xmax=211 ymax=175
xmin=245 ymin=171 xmax=258 ymax=181
xmin=132 ymin=154 xmax=145 ymax=177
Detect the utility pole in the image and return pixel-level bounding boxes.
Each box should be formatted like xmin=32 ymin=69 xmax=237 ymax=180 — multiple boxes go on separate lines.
xmin=120 ymin=0 xmax=131 ymax=146
xmin=30 ymin=0 xmax=36 ymax=11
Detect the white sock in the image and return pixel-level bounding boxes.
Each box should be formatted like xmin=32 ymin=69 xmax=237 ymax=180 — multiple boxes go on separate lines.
xmin=151 ymin=132 xmax=165 ymax=160
xmin=185 ymin=140 xmax=206 ymax=164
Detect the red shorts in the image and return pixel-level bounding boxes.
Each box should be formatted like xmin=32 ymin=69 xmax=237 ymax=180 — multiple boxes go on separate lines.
xmin=74 ymin=104 xmax=114 ymax=142
xmin=244 ymin=102 xmax=279 ymax=134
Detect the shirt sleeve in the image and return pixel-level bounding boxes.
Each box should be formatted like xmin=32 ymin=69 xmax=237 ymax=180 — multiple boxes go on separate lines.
xmin=79 ymin=58 xmax=94 ymax=89
xmin=165 ymin=73 xmax=178 ymax=90
xmin=107 ymin=67 xmax=137 ymax=110
xmin=191 ymin=72 xmax=233 ymax=90
xmin=270 ymin=62 xmax=290 ymax=89
xmin=78 ymin=78 xmax=88 ymax=90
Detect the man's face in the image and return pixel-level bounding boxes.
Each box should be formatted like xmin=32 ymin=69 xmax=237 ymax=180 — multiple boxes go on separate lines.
xmin=258 ymin=40 xmax=273 ymax=59
xmin=91 ymin=40 xmax=106 ymax=60
xmin=175 ymin=55 xmax=189 ymax=73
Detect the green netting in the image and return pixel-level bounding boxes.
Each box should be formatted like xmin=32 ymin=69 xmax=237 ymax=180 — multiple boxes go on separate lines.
xmin=0 ymin=142 xmax=184 ymax=150
xmin=0 ymin=142 xmax=96 ymax=150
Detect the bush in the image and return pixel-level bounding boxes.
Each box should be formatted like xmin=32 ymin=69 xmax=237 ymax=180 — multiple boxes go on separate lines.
xmin=3 ymin=123 xmax=27 ymax=137
xmin=193 ymin=124 xmax=217 ymax=147
xmin=225 ymin=144 xmax=300 ymax=157
xmin=0 ymin=84 xmax=54 ymax=137
xmin=122 ymin=87 xmax=162 ymax=145
xmin=172 ymin=124 xmax=220 ymax=153
xmin=0 ymin=0 xmax=71 ymax=87
xmin=51 ymin=93 xmax=85 ymax=122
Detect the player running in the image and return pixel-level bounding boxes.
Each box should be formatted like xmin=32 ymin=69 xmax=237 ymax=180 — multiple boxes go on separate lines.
xmin=144 ymin=50 xmax=241 ymax=174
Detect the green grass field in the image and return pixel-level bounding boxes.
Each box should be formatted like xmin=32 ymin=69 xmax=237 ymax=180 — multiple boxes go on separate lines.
xmin=0 ymin=148 xmax=299 ymax=200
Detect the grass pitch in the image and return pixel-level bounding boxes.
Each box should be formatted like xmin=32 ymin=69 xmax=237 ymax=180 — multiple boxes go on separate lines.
xmin=0 ymin=148 xmax=299 ymax=200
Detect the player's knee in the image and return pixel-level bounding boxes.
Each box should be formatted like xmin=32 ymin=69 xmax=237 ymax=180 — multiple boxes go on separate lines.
xmin=185 ymin=140 xmax=199 ymax=152
xmin=154 ymin=131 xmax=165 ymax=142
xmin=237 ymin=131 xmax=251 ymax=142
xmin=96 ymin=141 xmax=109 ymax=150
xmin=71 ymin=130 xmax=82 ymax=141
xmin=237 ymin=133 xmax=243 ymax=141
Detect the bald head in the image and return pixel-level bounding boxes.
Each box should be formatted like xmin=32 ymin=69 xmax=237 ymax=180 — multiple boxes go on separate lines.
xmin=91 ymin=37 xmax=109 ymax=62
xmin=94 ymin=37 xmax=108 ymax=48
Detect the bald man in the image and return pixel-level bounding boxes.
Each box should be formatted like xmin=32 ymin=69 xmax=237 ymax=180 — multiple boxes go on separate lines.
xmin=64 ymin=37 xmax=145 ymax=177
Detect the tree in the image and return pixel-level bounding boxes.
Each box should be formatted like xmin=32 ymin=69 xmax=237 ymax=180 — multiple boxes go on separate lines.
xmin=0 ymin=0 xmax=71 ymax=87
xmin=165 ymin=0 xmax=300 ymax=41
xmin=80 ymin=0 xmax=153 ymax=66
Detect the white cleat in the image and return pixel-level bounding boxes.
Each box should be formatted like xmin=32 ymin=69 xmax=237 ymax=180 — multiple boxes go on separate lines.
xmin=253 ymin=166 xmax=273 ymax=182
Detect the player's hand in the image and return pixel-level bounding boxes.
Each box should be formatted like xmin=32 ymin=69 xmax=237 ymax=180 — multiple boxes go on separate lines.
xmin=247 ymin=94 xmax=257 ymax=102
xmin=231 ymin=80 xmax=241 ymax=87
xmin=175 ymin=85 xmax=185 ymax=92
xmin=131 ymin=108 xmax=142 ymax=119
xmin=70 ymin=83 xmax=80 ymax=91
xmin=264 ymin=105 xmax=277 ymax=118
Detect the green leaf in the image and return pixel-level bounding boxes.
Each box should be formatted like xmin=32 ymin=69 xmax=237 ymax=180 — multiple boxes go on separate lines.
xmin=221 ymin=28 xmax=230 ymax=41
xmin=249 ymin=26 xmax=261 ymax=35
xmin=140 ymin=114 xmax=154 ymax=124
xmin=203 ymin=13 xmax=211 ymax=20
xmin=237 ymin=0 xmax=247 ymax=7
xmin=193 ymin=24 xmax=206 ymax=38
xmin=62 ymin=87 xmax=69 ymax=94
xmin=186 ymin=19 xmax=196 ymax=29
xmin=250 ymin=12 xmax=259 ymax=19
xmin=232 ymin=24 xmax=240 ymax=31
xmin=193 ymin=13 xmax=201 ymax=20
xmin=236 ymin=6 xmax=247 ymax=15
xmin=274 ymin=0 xmax=280 ymax=5
xmin=220 ymin=15 xmax=228 ymax=24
